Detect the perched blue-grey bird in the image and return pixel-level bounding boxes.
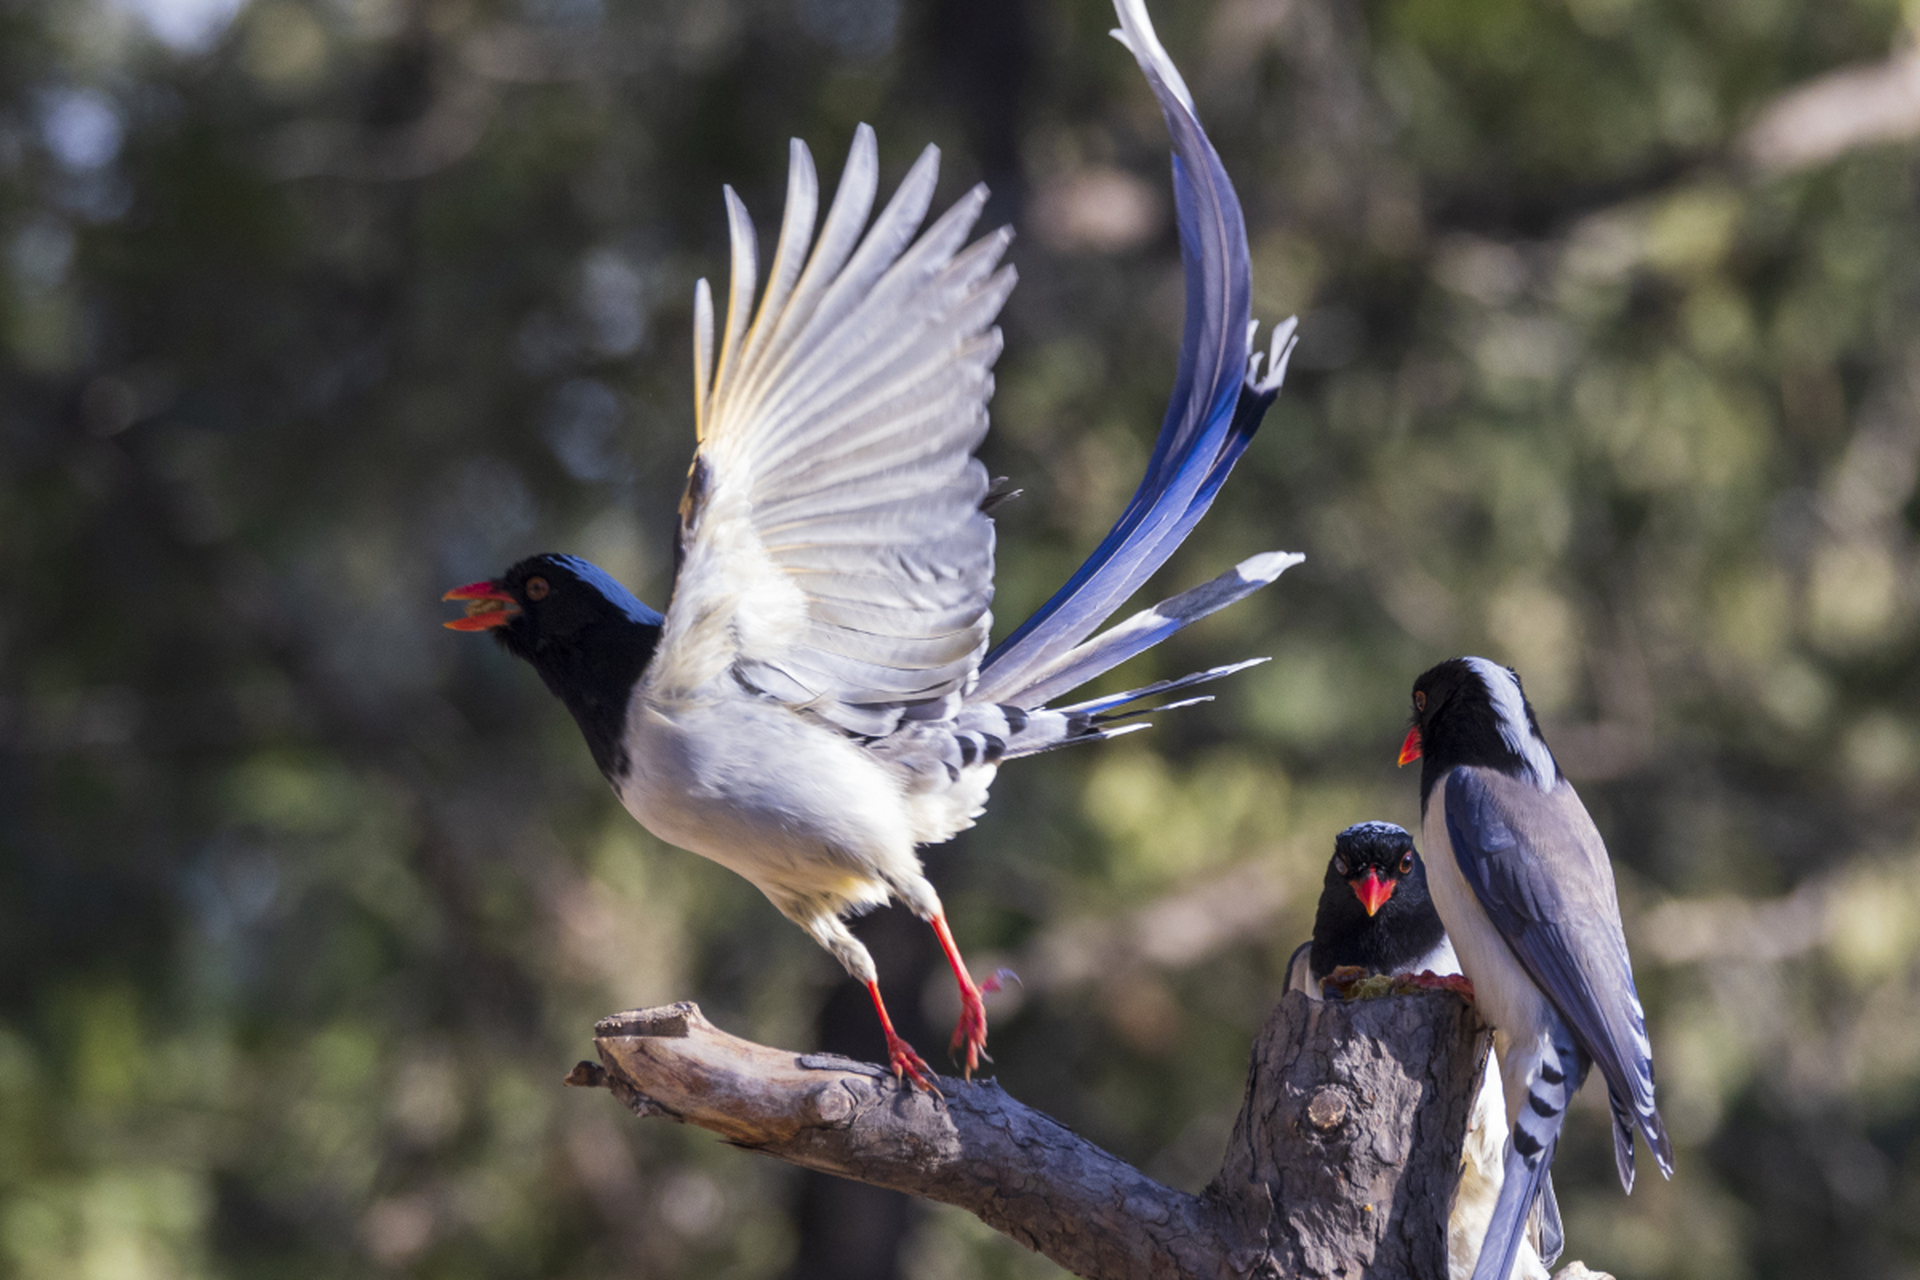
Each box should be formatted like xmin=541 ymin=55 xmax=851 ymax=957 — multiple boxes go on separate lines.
xmin=445 ymin=0 xmax=1301 ymax=1090
xmin=1400 ymin=657 xmax=1673 ymax=1280
xmin=1285 ymin=821 xmax=1552 ymax=1280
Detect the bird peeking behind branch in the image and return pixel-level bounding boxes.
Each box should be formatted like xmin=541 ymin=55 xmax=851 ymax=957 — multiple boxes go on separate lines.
xmin=1286 ymin=822 xmax=1554 ymax=1280
xmin=1284 ymin=821 xmax=1459 ymax=995
xmin=1401 ymin=658 xmax=1673 ymax=1280
xmin=443 ymin=0 xmax=1302 ymax=1092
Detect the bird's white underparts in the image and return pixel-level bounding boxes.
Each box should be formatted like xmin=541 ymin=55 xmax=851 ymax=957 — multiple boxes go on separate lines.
xmin=444 ymin=0 xmax=1302 ymax=1092
xmin=1401 ymin=657 xmax=1674 ymax=1280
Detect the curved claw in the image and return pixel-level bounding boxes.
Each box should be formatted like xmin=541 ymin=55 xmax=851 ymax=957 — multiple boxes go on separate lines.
xmin=887 ymin=1031 xmax=942 ymax=1096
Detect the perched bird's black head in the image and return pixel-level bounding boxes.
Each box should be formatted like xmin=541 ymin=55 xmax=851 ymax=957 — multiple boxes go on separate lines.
xmin=1306 ymin=821 xmax=1449 ymax=980
xmin=1398 ymin=656 xmax=1559 ymax=805
xmin=443 ymin=553 xmax=664 ymax=782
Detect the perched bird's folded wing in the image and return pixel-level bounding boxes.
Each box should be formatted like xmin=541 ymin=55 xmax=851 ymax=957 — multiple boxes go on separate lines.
xmin=653 ymin=129 xmax=1014 ymax=735
xmin=1284 ymin=940 xmax=1316 ymax=998
xmin=1443 ymin=767 xmax=1675 ymax=1183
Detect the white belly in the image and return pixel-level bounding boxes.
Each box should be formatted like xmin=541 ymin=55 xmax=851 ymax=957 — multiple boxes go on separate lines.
xmin=616 ymin=690 xmax=924 ymax=920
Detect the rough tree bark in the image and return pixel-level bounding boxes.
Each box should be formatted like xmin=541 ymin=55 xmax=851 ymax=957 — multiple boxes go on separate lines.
xmin=566 ymin=988 xmax=1608 ymax=1280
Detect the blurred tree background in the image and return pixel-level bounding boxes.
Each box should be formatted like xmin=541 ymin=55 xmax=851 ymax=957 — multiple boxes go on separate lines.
xmin=5 ymin=0 xmax=1920 ymax=1274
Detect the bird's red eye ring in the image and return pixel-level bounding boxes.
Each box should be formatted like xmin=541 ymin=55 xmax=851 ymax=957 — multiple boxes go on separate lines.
xmin=1413 ymin=690 xmax=1426 ymax=713
xmin=1399 ymin=850 xmax=1415 ymax=875
xmin=525 ymin=577 xmax=550 ymax=601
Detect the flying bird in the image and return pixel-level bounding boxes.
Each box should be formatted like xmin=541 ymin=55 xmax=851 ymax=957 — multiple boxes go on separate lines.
xmin=444 ymin=0 xmax=1300 ymax=1090
xmin=1401 ymin=657 xmax=1672 ymax=1280
xmin=1285 ymin=821 xmax=1552 ymax=1280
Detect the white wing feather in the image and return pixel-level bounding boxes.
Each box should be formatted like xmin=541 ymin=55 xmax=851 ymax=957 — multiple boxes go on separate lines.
xmin=653 ymin=128 xmax=1015 ymax=737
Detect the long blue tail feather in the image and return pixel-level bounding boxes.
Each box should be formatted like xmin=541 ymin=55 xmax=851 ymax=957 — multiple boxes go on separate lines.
xmin=1474 ymin=1019 xmax=1586 ymax=1280
xmin=1006 ymin=550 xmax=1298 ymax=710
xmin=973 ymin=0 xmax=1295 ymax=706
xmin=1476 ymin=1133 xmax=1559 ymax=1280
xmin=1536 ymin=1172 xmax=1564 ymax=1268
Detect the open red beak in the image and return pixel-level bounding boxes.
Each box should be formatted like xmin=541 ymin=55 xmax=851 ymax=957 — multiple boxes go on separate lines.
xmin=1352 ymin=869 xmax=1395 ymax=917
xmin=442 ymin=580 xmax=518 ymax=631
xmin=1397 ymin=726 xmax=1423 ymax=768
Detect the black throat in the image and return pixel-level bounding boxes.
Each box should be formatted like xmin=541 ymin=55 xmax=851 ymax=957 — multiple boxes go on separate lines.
xmin=502 ymin=615 xmax=661 ymax=785
xmin=1309 ymin=868 xmax=1448 ymax=980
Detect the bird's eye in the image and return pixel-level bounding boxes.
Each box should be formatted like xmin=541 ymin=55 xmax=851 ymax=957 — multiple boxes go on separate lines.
xmin=1414 ymin=690 xmax=1427 ymax=713
xmin=525 ymin=577 xmax=551 ymax=601
xmin=1399 ymin=850 xmax=1415 ymax=874
xmin=1332 ymin=857 xmax=1347 ymax=877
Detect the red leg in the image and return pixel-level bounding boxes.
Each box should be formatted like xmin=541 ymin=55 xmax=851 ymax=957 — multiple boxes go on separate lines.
xmin=865 ymin=980 xmax=939 ymax=1094
xmin=930 ymin=913 xmax=1004 ymax=1078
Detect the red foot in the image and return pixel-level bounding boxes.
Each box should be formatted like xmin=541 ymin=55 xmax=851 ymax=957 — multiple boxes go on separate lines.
xmin=864 ymin=979 xmax=941 ymax=1095
xmin=932 ymin=917 xmax=1010 ymax=1079
xmin=950 ymin=981 xmax=992 ymax=1077
xmin=1402 ymin=970 xmax=1475 ymax=1000
xmin=885 ymin=1028 xmax=941 ymax=1096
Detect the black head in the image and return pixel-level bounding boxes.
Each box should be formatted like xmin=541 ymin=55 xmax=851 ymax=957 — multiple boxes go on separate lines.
xmin=443 ymin=553 xmax=664 ymax=782
xmin=1307 ymin=821 xmax=1447 ymax=979
xmin=445 ymin=553 xmax=657 ymax=651
xmin=1399 ymin=656 xmax=1558 ymax=804
xmin=1327 ymin=821 xmax=1419 ymax=916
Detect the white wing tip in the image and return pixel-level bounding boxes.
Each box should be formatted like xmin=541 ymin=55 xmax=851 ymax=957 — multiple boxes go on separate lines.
xmin=1236 ymin=550 xmax=1305 ymax=584
xmin=1246 ymin=315 xmax=1301 ymax=395
xmin=1147 ymin=694 xmax=1215 ymax=714
xmin=692 ymin=276 xmax=716 ymax=424
xmin=1109 ymin=0 xmax=1198 ymax=117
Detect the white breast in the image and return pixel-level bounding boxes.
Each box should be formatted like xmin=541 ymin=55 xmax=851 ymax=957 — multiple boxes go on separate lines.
xmin=616 ymin=689 xmax=926 ymax=920
xmin=1410 ymin=932 xmax=1462 ymax=980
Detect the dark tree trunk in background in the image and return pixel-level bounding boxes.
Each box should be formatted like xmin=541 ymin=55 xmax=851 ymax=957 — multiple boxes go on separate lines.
xmin=786 ymin=906 xmax=934 ymax=1280
xmin=923 ymin=0 xmax=1032 ymax=226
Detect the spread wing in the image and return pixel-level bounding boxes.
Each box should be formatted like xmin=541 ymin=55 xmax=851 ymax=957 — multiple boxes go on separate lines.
xmin=650 ymin=128 xmax=1016 ymax=736
xmin=1442 ymin=766 xmax=1674 ymax=1180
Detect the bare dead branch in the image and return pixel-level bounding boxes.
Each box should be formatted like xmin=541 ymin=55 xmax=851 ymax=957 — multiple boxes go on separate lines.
xmin=571 ymin=990 xmax=1504 ymax=1279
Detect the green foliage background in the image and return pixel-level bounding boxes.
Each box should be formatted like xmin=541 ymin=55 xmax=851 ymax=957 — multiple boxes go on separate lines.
xmin=5 ymin=0 xmax=1920 ymax=1275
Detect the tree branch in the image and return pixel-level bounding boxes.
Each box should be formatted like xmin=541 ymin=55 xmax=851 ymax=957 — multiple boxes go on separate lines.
xmin=569 ymin=989 xmax=1497 ymax=1279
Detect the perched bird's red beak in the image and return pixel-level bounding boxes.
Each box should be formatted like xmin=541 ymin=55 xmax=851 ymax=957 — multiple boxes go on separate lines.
xmin=1351 ymin=868 xmax=1394 ymax=917
xmin=1397 ymin=726 xmax=1422 ymax=767
xmin=442 ymin=580 xmax=518 ymax=631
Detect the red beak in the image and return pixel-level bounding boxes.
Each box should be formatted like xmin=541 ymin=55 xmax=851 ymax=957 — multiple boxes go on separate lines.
xmin=1352 ymin=869 xmax=1395 ymax=917
xmin=442 ymin=580 xmax=518 ymax=631
xmin=1397 ymin=725 xmax=1423 ymax=768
